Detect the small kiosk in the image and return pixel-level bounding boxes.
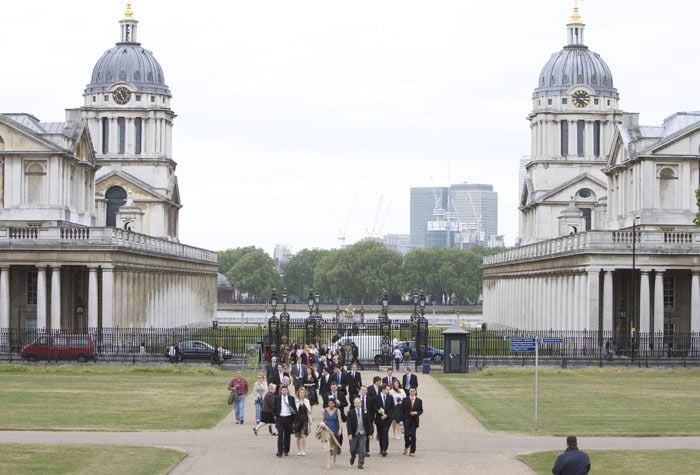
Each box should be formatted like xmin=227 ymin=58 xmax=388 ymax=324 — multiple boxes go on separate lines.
xmin=442 ymin=327 xmax=470 ymax=373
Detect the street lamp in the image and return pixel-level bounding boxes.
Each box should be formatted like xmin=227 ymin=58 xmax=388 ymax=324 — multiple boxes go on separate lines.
xmin=269 ymin=290 xmax=279 ymax=356
xmin=308 ymin=290 xmax=315 ymax=318
xmin=380 ymin=290 xmax=391 ymax=365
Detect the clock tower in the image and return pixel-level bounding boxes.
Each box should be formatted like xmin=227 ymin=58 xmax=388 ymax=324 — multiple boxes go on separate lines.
xmin=81 ymin=3 xmax=180 ymax=240
xmin=519 ymin=2 xmax=624 ymax=244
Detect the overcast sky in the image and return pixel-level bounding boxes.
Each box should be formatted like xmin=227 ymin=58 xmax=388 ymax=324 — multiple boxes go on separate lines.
xmin=2 ymin=1 xmax=698 ymax=255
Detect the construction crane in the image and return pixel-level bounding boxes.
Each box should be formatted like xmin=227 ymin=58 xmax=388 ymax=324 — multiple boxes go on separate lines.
xmin=338 ymin=196 xmax=357 ymax=248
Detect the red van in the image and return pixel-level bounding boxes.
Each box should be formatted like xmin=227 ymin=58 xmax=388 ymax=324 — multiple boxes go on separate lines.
xmin=21 ymin=334 xmax=97 ymax=362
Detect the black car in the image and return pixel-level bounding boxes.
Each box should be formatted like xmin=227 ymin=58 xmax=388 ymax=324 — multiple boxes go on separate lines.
xmin=165 ymin=341 xmax=232 ymax=362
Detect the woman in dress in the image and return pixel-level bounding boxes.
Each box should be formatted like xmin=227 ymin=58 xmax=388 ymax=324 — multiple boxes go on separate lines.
xmin=253 ymin=383 xmax=277 ymax=436
xmin=253 ymin=373 xmax=267 ymax=425
xmin=323 ymin=397 xmax=343 ymax=455
xmin=303 ymin=366 xmax=318 ymax=407
xmin=389 ymin=379 xmax=406 ymax=440
xmin=294 ymin=387 xmax=312 ymax=456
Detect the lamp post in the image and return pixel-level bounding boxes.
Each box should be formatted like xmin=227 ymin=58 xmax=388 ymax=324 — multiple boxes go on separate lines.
xmin=268 ymin=290 xmax=279 ymax=356
xmin=417 ymin=292 xmax=428 ymax=370
xmin=379 ymin=290 xmax=391 ymax=366
xmin=279 ymin=288 xmax=289 ymax=349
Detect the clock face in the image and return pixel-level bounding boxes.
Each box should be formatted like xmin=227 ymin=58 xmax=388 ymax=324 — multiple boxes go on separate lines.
xmin=112 ymin=86 xmax=131 ymax=105
xmin=571 ymin=90 xmax=590 ymax=108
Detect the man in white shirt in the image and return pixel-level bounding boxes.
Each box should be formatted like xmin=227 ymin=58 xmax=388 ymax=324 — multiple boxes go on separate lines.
xmin=274 ymin=385 xmax=297 ymax=457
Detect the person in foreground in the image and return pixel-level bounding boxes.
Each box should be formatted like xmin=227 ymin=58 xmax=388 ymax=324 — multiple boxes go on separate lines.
xmin=402 ymin=386 xmax=423 ymax=456
xmin=347 ymin=397 xmax=371 ymax=470
xmin=274 ymin=385 xmax=297 ymax=457
xmin=552 ymin=435 xmax=590 ymax=475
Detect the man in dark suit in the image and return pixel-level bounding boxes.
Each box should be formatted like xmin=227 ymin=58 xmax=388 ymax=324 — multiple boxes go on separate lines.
xmin=382 ymin=368 xmax=397 ymax=389
xmin=332 ymin=365 xmax=347 ymax=393
xmin=319 ymin=366 xmax=332 ymax=396
xmin=347 ymin=397 xmax=372 ymax=469
xmin=375 ymin=384 xmax=394 ymax=457
xmin=291 ymin=360 xmax=305 ymax=393
xmin=366 ymin=376 xmax=382 ymax=400
xmin=402 ymin=366 xmax=418 ymax=393
xmin=265 ymin=356 xmax=279 ymax=383
xmin=270 ymin=363 xmax=289 ymax=395
xmin=273 ymin=385 xmax=297 ymax=457
xmin=358 ymin=385 xmax=375 ymax=457
xmin=323 ymin=381 xmax=348 ymax=421
xmin=402 ymin=387 xmax=423 ymax=456
xmin=347 ymin=363 xmax=363 ymax=401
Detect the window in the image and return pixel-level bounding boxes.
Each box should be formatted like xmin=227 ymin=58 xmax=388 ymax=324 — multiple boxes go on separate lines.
xmin=561 ymin=98 xmax=568 ymax=105
xmin=607 ymin=99 xmax=611 ymax=106
xmin=135 ymin=94 xmax=141 ymax=102
xmin=593 ymin=120 xmax=601 ymax=157
xmin=104 ymin=95 xmax=109 ymax=101
xmin=594 ymin=98 xmax=599 ymax=105
xmin=659 ymin=166 xmax=678 ymax=208
xmin=105 ymin=186 xmax=127 ymax=227
xmin=150 ymin=95 xmax=155 ymax=103
xmin=26 ymin=271 xmax=37 ymax=305
xmin=134 ymin=118 xmax=142 ymax=155
xmin=92 ymin=95 xmax=96 ymax=103
xmin=577 ymin=120 xmax=585 ymax=157
xmin=560 ymin=121 xmax=569 ymax=157
xmin=101 ymin=118 xmax=109 ymax=154
xmin=25 ymin=161 xmax=47 ymax=204
xmin=663 ymin=276 xmax=675 ymax=312
xmin=547 ymin=98 xmax=552 ymax=106
xmin=117 ymin=117 xmax=126 ymax=154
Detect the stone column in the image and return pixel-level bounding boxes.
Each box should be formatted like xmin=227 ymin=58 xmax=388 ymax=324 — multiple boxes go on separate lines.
xmin=50 ymin=266 xmax=61 ymax=331
xmin=0 ymin=266 xmax=9 ymax=330
xmin=36 ymin=266 xmax=47 ymax=330
xmin=88 ymin=266 xmax=98 ymax=329
xmin=102 ymin=266 xmax=114 ymax=328
xmin=691 ymin=272 xmax=700 ymax=333
xmin=602 ymin=269 xmax=613 ymax=333
xmin=653 ymin=270 xmax=665 ymax=333
xmin=639 ymin=270 xmax=651 ymax=355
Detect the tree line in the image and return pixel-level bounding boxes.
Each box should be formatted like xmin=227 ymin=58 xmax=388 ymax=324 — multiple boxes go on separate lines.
xmin=218 ymin=241 xmax=502 ymax=305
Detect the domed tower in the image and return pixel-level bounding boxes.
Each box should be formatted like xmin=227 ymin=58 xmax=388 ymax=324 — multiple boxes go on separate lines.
xmin=519 ymin=2 xmax=623 ymax=244
xmin=82 ymin=3 xmax=180 ymax=240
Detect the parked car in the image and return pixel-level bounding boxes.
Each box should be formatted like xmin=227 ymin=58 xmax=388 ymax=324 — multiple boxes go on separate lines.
xmin=397 ymin=340 xmax=444 ymax=364
xmin=165 ymin=340 xmax=232 ymax=362
xmin=21 ymin=334 xmax=97 ymax=362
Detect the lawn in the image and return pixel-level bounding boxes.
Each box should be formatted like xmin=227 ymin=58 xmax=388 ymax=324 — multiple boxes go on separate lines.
xmin=434 ymin=367 xmax=700 ymax=436
xmin=0 ymin=364 xmax=254 ymax=431
xmin=0 ymin=445 xmax=184 ymax=475
xmin=521 ymin=449 xmax=700 ymax=475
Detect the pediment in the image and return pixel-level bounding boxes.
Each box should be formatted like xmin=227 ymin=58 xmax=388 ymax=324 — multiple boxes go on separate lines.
xmin=0 ymin=117 xmax=63 ymax=154
xmin=645 ymin=124 xmax=700 ymax=157
xmin=539 ymin=173 xmax=606 ymax=203
xmin=96 ymin=171 xmax=170 ymax=202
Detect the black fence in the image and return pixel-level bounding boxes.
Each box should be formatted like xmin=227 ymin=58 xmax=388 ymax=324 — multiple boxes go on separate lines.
xmin=2 ymin=326 xmax=699 ymax=368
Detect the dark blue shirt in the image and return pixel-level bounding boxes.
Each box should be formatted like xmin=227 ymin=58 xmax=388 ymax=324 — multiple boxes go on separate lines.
xmin=552 ymin=446 xmax=590 ymax=475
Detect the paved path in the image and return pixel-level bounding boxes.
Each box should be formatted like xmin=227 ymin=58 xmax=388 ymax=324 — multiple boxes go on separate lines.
xmin=2 ymin=373 xmax=700 ymax=473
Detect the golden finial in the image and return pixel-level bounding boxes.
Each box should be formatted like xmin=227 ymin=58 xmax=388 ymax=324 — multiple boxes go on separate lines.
xmin=124 ymin=2 xmax=134 ymax=20
xmin=570 ymin=0 xmax=582 ymax=23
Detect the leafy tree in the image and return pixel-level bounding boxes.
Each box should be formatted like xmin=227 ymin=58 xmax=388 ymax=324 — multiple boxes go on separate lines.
xmin=226 ymin=249 xmax=280 ymax=300
xmin=217 ymin=246 xmax=258 ymax=275
xmin=695 ymin=189 xmax=700 ymax=226
xmin=283 ymin=248 xmax=329 ymax=299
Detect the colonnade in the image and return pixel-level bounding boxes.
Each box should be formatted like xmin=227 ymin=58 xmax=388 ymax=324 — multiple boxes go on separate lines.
xmin=0 ymin=264 xmax=216 ymax=330
xmin=484 ymin=267 xmax=700 ymax=332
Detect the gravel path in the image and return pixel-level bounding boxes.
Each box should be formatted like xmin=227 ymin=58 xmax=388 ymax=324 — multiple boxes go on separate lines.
xmin=2 ymin=372 xmax=700 ymax=473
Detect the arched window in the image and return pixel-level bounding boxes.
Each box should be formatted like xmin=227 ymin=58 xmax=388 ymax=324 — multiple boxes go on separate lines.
xmin=105 ymin=186 xmax=127 ymax=227
xmin=659 ymin=166 xmax=678 ymax=209
xmin=25 ymin=161 xmax=47 ymax=204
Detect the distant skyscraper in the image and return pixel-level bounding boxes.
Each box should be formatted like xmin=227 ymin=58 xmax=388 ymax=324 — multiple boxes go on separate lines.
xmin=410 ymin=187 xmax=448 ymax=248
xmin=273 ymin=244 xmax=293 ymax=274
xmin=382 ymin=234 xmax=410 ymax=255
xmin=449 ymin=183 xmax=498 ymax=246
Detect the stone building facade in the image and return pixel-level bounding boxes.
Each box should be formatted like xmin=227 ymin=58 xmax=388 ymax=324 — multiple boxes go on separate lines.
xmin=482 ymin=4 xmax=700 ymax=353
xmin=0 ymin=4 xmax=217 ymax=334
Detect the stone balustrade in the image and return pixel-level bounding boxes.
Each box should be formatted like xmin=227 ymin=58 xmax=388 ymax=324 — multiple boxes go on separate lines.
xmin=484 ymin=226 xmax=700 ymax=265
xmin=0 ymin=227 xmax=217 ymax=263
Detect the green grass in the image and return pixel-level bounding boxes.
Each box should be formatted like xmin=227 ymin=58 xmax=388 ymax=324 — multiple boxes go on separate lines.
xmin=0 ymin=445 xmax=184 ymax=475
xmin=520 ymin=449 xmax=700 ymax=475
xmin=0 ymin=364 xmax=255 ymax=431
xmin=435 ymin=367 xmax=700 ymax=436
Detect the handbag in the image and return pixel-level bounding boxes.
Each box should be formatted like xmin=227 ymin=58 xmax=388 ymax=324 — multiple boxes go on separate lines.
xmin=228 ymin=390 xmax=238 ymax=405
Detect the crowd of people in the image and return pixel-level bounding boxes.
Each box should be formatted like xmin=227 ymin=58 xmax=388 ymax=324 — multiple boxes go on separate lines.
xmin=226 ymin=341 xmax=424 ymax=469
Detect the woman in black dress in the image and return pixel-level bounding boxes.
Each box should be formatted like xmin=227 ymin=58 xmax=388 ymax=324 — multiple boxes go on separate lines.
xmin=303 ymin=366 xmax=319 ymax=406
xmin=293 ymin=387 xmax=311 ymax=456
xmin=253 ymin=383 xmax=277 ymax=436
